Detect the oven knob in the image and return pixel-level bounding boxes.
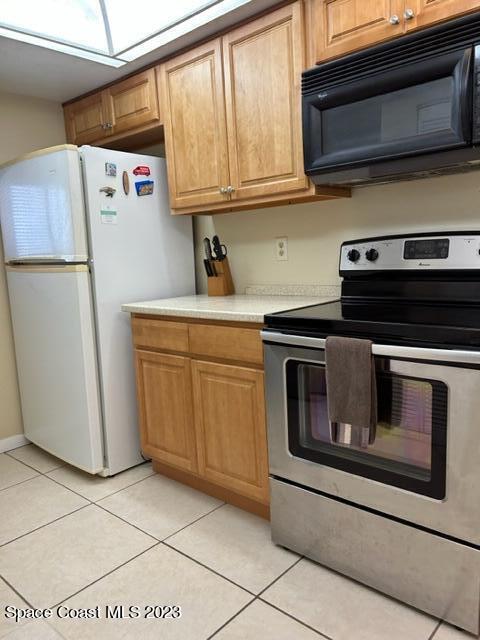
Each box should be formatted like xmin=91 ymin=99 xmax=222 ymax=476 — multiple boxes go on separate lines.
xmin=347 ymin=249 xmax=361 ymax=262
xmin=366 ymin=248 xmax=379 ymax=262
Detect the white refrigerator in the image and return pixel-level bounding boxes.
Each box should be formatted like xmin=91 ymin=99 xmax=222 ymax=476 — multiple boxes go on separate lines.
xmin=0 ymin=145 xmax=195 ymax=475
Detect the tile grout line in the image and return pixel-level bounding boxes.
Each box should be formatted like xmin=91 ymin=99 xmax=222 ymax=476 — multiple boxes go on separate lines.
xmin=0 ymin=504 xmax=90 ymax=549
xmin=162 ymin=541 xmax=257 ymax=596
xmin=92 ymin=501 xmax=161 ymax=542
xmin=5 ymin=447 xmax=154 ymax=504
xmin=206 ymin=555 xmax=331 ymax=640
xmin=2 ymin=448 xmax=331 ymax=639
xmin=427 ymin=620 xmax=443 ymax=639
xmin=36 ymin=473 xmax=96 ymax=504
xmin=0 ymin=574 xmax=34 ymax=609
xmin=43 ymin=462 xmax=154 ymax=504
xmin=255 ymin=555 xmax=303 ymax=598
xmin=161 ymin=502 xmax=226 ymax=543
xmin=206 ymin=596 xmax=257 ymax=640
xmin=2 ymin=452 xmax=242 ymax=611
xmin=257 ymin=598 xmax=334 ymax=640
xmin=90 ymin=468 xmax=155 ymax=501
xmin=52 ymin=541 xmax=161 ymax=608
xmin=254 ymin=555 xmax=333 ymax=639
xmin=95 ymin=495 xmax=225 ymax=544
xmin=4 ymin=449 xmax=65 ymax=475
xmin=0 ymin=474 xmax=41 ymax=494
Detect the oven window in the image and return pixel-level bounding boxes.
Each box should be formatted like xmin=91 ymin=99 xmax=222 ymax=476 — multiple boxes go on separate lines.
xmin=286 ymin=361 xmax=447 ymax=499
xmin=322 ymin=77 xmax=454 ymax=156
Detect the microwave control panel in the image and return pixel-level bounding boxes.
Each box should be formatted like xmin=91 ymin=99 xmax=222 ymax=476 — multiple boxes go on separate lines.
xmin=340 ymin=233 xmax=480 ymax=271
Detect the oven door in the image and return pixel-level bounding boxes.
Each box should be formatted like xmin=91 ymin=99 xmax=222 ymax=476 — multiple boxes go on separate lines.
xmin=303 ymin=47 xmax=472 ymax=173
xmin=263 ymin=332 xmax=480 ymax=545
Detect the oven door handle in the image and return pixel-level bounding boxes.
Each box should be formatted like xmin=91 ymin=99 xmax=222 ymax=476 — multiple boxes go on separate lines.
xmin=261 ymin=330 xmax=480 ymax=366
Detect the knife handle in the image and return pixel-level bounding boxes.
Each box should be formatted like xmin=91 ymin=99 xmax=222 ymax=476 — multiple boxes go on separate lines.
xmin=204 ymin=237 xmax=213 ymax=261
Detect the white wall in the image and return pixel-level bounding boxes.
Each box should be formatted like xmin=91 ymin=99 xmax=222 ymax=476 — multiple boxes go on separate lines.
xmin=194 ymin=171 xmax=480 ymax=293
xmin=0 ymin=91 xmax=66 ymax=441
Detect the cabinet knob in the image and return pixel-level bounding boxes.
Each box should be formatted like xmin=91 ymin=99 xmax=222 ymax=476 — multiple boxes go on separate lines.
xmin=226 ymin=185 xmax=235 ymax=194
xmin=219 ymin=187 xmax=228 ymax=194
xmin=404 ymin=8 xmax=415 ymax=19
xmin=389 ymin=14 xmax=400 ymax=25
xmin=105 ymin=123 xmax=113 ymax=129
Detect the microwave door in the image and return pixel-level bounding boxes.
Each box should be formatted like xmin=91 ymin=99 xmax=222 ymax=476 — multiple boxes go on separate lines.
xmin=304 ymin=47 xmax=472 ymax=173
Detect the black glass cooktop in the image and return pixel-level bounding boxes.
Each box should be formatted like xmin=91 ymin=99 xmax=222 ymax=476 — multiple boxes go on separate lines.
xmin=265 ymin=300 xmax=480 ymax=348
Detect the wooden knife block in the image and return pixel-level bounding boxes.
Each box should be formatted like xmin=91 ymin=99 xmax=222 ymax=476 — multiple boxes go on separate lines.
xmin=207 ymin=257 xmax=235 ymax=296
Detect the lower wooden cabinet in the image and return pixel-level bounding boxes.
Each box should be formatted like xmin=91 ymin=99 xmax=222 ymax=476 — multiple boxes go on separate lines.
xmin=132 ymin=316 xmax=270 ymax=515
xmin=135 ymin=350 xmax=197 ymax=473
xmin=191 ymin=360 xmax=269 ymax=504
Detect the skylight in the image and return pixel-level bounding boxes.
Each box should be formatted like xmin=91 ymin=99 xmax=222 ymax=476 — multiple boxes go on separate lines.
xmin=104 ymin=0 xmax=218 ymax=54
xmin=0 ymin=0 xmax=109 ymax=53
xmin=0 ymin=0 xmax=243 ymax=66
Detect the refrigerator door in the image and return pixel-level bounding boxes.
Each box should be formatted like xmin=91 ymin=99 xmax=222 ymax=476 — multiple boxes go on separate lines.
xmin=81 ymin=146 xmax=194 ymax=474
xmin=0 ymin=145 xmax=88 ymax=263
xmin=6 ymin=265 xmax=104 ymax=472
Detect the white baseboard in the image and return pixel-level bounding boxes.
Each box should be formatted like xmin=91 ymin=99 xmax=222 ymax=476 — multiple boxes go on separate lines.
xmin=0 ymin=434 xmax=29 ymax=453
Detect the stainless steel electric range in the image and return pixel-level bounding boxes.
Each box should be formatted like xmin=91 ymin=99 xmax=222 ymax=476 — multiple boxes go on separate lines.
xmin=262 ymin=232 xmax=480 ymax=634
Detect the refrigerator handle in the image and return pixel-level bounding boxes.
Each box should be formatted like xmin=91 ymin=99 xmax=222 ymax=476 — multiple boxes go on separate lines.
xmin=9 ymin=258 xmax=70 ymax=265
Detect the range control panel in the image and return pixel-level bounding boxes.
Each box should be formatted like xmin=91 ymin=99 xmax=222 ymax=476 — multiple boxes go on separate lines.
xmin=340 ymin=233 xmax=480 ymax=272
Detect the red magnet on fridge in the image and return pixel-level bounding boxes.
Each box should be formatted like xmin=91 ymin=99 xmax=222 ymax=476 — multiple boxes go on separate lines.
xmin=133 ymin=165 xmax=150 ymax=176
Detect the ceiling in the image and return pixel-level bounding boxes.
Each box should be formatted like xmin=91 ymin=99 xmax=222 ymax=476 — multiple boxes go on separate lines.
xmin=0 ymin=0 xmax=280 ymax=103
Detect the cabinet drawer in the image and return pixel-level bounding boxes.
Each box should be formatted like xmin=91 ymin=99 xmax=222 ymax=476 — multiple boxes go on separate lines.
xmin=131 ymin=317 xmax=189 ymax=352
xmin=188 ymin=324 xmax=263 ymax=365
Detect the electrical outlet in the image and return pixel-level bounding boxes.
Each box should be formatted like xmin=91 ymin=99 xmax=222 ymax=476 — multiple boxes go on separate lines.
xmin=275 ymin=236 xmax=288 ymax=261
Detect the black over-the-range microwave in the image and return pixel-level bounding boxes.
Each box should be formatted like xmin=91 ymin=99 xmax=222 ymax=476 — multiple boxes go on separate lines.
xmin=302 ymin=12 xmax=480 ymax=186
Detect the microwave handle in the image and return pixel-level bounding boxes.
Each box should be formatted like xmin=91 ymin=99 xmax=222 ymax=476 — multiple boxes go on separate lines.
xmin=261 ymin=330 xmax=480 ymax=366
xmin=458 ymin=47 xmax=473 ymax=142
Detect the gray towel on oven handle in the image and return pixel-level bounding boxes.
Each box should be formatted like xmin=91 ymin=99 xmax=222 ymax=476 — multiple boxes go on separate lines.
xmin=325 ymin=336 xmax=377 ymax=444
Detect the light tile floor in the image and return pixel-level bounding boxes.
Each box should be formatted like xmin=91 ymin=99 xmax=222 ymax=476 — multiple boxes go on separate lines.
xmin=0 ymin=445 xmax=475 ymax=639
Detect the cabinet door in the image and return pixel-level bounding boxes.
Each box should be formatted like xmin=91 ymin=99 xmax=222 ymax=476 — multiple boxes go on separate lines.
xmin=407 ymin=0 xmax=480 ymax=31
xmin=135 ymin=350 xmax=197 ymax=473
xmin=191 ymin=360 xmax=269 ymax=503
xmin=64 ymin=92 xmax=110 ymax=145
xmin=222 ymin=2 xmax=308 ymax=200
xmin=314 ymin=0 xmax=405 ymax=63
xmin=160 ymin=40 xmax=230 ymax=209
xmin=107 ymin=69 xmax=160 ymax=135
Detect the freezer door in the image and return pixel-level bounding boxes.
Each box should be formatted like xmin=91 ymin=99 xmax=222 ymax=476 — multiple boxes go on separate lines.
xmin=6 ymin=265 xmax=104 ymax=473
xmin=0 ymin=146 xmax=88 ymax=262
xmin=81 ymin=146 xmax=194 ymax=474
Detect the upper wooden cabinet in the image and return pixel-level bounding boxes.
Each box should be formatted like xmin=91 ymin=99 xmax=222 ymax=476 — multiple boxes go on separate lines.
xmin=64 ymin=92 xmax=110 ymax=146
xmin=313 ymin=0 xmax=480 ymax=62
xmin=159 ymin=1 xmax=347 ymax=213
xmin=406 ymin=0 xmax=480 ymax=31
xmin=222 ymin=2 xmax=308 ymax=200
xmin=106 ymin=69 xmax=160 ymax=135
xmin=64 ymin=68 xmax=160 ymax=146
xmin=160 ymin=39 xmax=230 ymax=209
xmin=313 ymin=0 xmax=405 ymax=63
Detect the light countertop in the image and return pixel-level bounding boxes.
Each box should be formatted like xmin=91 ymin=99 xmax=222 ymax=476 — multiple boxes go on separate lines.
xmin=122 ymin=293 xmax=338 ymax=323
